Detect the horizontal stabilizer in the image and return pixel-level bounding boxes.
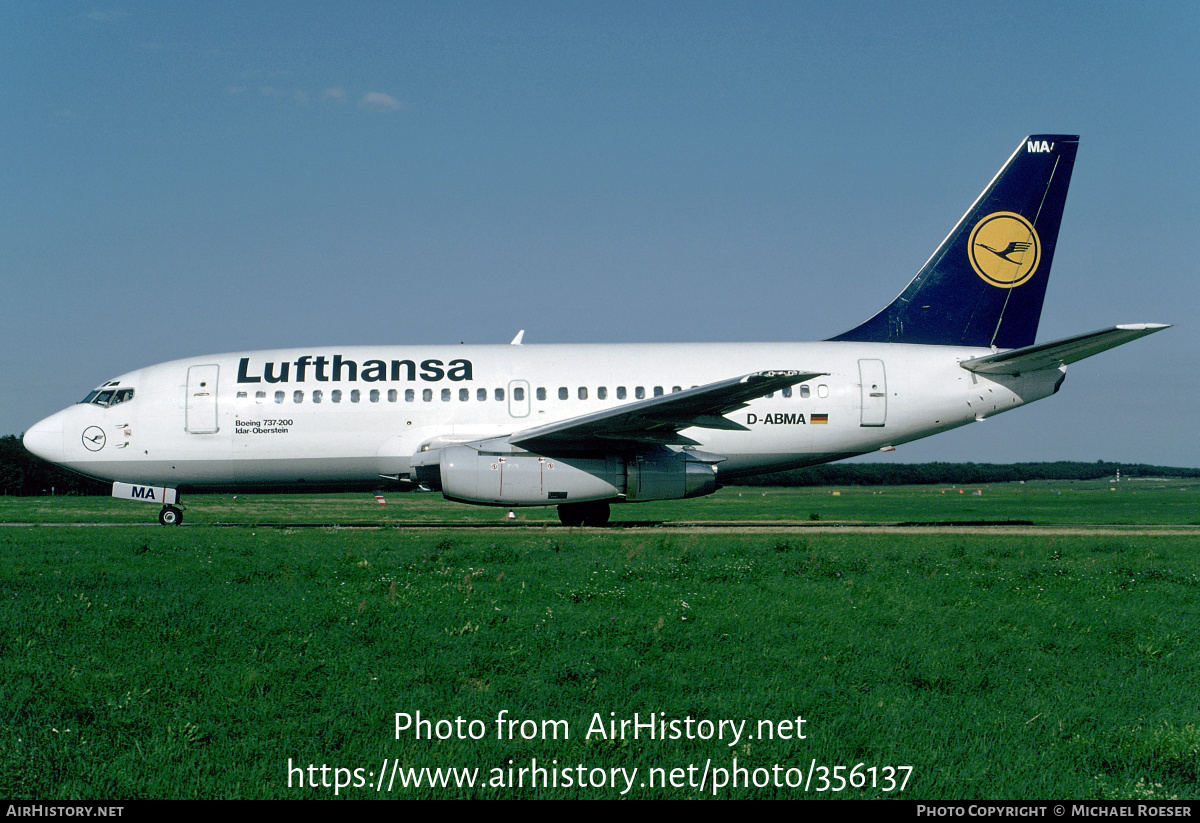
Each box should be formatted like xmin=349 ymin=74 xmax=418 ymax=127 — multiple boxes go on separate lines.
xmin=959 ymin=324 xmax=1170 ymax=375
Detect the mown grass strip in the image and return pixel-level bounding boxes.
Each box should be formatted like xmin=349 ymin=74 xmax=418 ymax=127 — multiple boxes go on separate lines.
xmin=2 ymin=521 xmax=1198 ymax=798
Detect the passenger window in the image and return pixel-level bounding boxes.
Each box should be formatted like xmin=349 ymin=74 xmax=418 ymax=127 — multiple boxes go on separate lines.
xmin=255 ymin=391 xmax=265 ymax=403
xmin=536 ymin=387 xmax=546 ymax=401
xmin=800 ymin=385 xmax=811 ymax=398
xmin=423 ymin=389 xmax=432 ymax=402
xmin=237 ymin=391 xmax=248 ymax=400
xmin=654 ymin=386 xmax=663 ymax=397
xmin=558 ymin=387 xmax=568 ymax=400
xmin=406 ymin=389 xmax=415 ymax=402
xmin=293 ymin=391 xmax=304 ymax=403
xmin=597 ymin=386 xmax=607 ymax=400
xmin=635 ymin=387 xmax=645 ymax=399
xmin=313 ymin=390 xmax=323 ymax=404
xmin=782 ymin=386 xmax=792 ymax=398
xmin=441 ymin=389 xmax=451 ymax=401
xmin=672 ymin=386 xmax=681 ymax=393
xmin=818 ymin=384 xmax=829 ymax=398
xmin=332 ymin=390 xmax=342 ymax=403
xmin=478 ymin=388 xmax=488 ymax=401
xmin=388 ymin=389 xmax=397 ymax=402
xmin=495 ymin=388 xmax=504 ymax=401
xmin=370 ymin=389 xmax=380 ymax=403
xmin=617 ymin=387 xmax=627 ymax=400
xmin=460 ymin=388 xmax=469 ymax=401
xmin=352 ymin=390 xmax=361 ymax=403
xmin=578 ymin=387 xmax=588 ymax=400
xmin=275 ymin=391 xmax=285 ymax=404
xmin=514 ymin=387 xmax=525 ymax=401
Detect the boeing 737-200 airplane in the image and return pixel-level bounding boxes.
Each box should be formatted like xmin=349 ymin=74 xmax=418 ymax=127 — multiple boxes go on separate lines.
xmin=23 ymin=135 xmax=1168 ymax=525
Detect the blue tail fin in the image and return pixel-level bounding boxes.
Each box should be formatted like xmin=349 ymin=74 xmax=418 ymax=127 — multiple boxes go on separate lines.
xmin=830 ymin=135 xmax=1079 ymax=349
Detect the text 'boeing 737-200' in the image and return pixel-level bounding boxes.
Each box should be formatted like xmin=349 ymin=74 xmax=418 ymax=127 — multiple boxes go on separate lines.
xmin=23 ymin=135 xmax=1169 ymax=525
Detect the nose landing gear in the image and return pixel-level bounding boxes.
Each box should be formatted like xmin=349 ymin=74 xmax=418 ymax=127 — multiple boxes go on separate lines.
xmin=158 ymin=504 xmax=183 ymax=526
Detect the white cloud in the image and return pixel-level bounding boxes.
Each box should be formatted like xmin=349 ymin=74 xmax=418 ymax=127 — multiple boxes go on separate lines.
xmin=359 ymin=92 xmax=402 ymax=112
xmin=224 ymin=83 xmax=403 ymax=113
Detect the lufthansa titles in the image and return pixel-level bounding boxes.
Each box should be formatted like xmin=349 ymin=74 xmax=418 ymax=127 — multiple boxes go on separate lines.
xmin=237 ymin=355 xmax=473 ymax=385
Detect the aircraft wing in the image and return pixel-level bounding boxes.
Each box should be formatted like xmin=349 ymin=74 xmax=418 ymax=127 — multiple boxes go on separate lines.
xmin=507 ymin=370 xmax=824 ymax=451
xmin=959 ymin=324 xmax=1170 ymax=376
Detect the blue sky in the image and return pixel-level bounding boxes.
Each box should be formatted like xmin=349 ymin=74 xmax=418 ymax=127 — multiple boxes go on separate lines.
xmin=3 ymin=2 xmax=1197 ymax=467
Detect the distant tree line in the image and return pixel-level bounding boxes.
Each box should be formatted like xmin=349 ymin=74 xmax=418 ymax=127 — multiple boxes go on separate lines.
xmin=2 ymin=432 xmax=1198 ymax=496
xmin=0 ymin=435 xmax=108 ymax=496
xmin=730 ymin=461 xmax=1200 ymax=487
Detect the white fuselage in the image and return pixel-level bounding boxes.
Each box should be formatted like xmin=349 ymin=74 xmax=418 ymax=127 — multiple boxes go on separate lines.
xmin=23 ymin=340 xmax=1065 ymax=496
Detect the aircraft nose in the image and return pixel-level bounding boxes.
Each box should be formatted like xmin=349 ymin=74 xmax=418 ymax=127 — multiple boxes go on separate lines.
xmin=23 ymin=414 xmax=65 ymax=464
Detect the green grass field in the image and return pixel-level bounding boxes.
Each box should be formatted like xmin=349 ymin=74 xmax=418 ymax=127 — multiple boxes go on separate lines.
xmin=2 ymin=483 xmax=1198 ymax=799
xmin=3 ymin=476 xmax=1198 ymax=526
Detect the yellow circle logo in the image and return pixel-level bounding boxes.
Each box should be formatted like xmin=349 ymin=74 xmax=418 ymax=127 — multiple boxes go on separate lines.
xmin=968 ymin=211 xmax=1040 ymax=288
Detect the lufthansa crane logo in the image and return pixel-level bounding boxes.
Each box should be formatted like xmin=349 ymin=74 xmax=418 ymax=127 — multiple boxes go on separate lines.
xmin=968 ymin=211 xmax=1041 ymax=289
xmin=82 ymin=426 xmax=106 ymax=451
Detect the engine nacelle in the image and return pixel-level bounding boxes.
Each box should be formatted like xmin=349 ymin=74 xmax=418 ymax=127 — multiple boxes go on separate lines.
xmin=435 ymin=445 xmax=719 ymax=506
xmin=626 ymin=450 xmax=718 ymax=501
xmin=440 ymin=446 xmax=622 ymax=505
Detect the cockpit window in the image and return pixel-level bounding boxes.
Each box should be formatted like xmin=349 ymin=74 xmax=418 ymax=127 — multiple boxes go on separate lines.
xmin=79 ymin=387 xmax=134 ymax=407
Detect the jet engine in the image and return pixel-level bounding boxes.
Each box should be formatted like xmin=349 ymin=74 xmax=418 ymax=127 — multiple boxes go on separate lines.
xmin=423 ymin=444 xmax=719 ymax=506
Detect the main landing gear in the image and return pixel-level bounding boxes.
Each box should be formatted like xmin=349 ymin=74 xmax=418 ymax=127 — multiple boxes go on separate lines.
xmin=557 ymin=501 xmax=611 ymax=527
xmin=158 ymin=504 xmax=183 ymax=526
